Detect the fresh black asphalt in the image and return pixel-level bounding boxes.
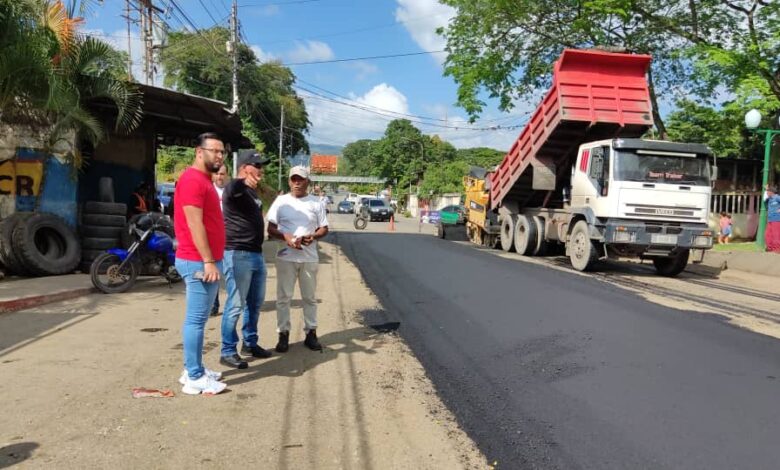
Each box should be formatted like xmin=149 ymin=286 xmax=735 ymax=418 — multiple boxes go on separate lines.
xmin=334 ymin=231 xmax=780 ymax=470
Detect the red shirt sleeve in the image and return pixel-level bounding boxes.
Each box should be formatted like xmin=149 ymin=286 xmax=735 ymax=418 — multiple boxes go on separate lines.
xmin=178 ymin=175 xmax=207 ymax=208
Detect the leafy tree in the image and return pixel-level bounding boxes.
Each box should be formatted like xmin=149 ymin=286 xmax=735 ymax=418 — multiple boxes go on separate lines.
xmin=0 ymin=0 xmax=141 ymax=159
xmin=438 ymin=0 xmax=779 ymax=138
xmin=159 ymin=27 xmax=310 ymax=156
xmin=455 ymin=147 xmax=505 ymax=168
xmin=418 ymin=160 xmax=470 ymax=197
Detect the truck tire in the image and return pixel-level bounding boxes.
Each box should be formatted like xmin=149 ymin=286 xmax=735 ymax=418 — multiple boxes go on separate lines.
xmin=653 ymin=249 xmax=689 ymax=277
xmin=499 ymin=215 xmax=516 ymax=252
xmin=0 ymin=213 xmax=34 ymax=276
xmin=81 ymin=237 xmax=120 ymax=250
xmin=80 ymin=224 xmax=123 ymax=238
xmin=569 ymin=220 xmax=598 ymax=272
xmin=513 ymin=215 xmax=537 ymax=256
xmin=83 ymin=214 xmax=126 ymax=227
xmin=12 ymin=213 xmax=81 ymax=276
xmin=532 ymin=216 xmax=548 ymax=256
xmin=84 ymin=201 xmax=127 ymax=216
xmin=98 ymin=177 xmax=115 ymax=203
xmin=436 ymin=222 xmax=446 ymax=239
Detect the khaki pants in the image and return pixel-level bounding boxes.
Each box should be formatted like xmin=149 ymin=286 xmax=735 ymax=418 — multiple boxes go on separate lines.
xmin=275 ymin=260 xmax=319 ymax=332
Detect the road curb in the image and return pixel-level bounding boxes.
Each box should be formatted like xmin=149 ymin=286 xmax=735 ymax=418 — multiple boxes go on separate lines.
xmin=0 ymin=287 xmax=96 ymax=314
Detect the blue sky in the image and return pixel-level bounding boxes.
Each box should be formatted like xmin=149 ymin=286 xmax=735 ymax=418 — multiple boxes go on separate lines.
xmin=84 ymin=0 xmax=534 ymax=151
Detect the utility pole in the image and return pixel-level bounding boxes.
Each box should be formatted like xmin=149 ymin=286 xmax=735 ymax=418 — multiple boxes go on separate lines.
xmin=229 ymin=0 xmax=239 ymax=113
xmin=139 ymin=0 xmax=161 ymax=85
xmin=123 ymin=0 xmax=133 ymax=81
xmin=140 ymin=1 xmax=148 ymax=84
xmin=278 ymin=105 xmax=285 ymax=190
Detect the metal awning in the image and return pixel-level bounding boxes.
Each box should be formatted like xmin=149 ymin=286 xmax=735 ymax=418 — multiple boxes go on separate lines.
xmin=88 ymin=84 xmax=252 ymax=149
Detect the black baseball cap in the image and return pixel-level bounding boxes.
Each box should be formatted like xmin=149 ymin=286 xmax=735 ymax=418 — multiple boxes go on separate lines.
xmin=237 ymin=149 xmax=270 ymax=168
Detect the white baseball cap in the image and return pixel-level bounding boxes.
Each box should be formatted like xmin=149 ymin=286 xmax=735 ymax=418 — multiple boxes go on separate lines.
xmin=289 ymin=165 xmax=310 ymax=179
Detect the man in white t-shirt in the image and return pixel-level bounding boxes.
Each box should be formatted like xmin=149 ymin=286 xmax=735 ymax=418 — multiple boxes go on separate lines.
xmin=210 ymin=164 xmax=228 ymax=316
xmin=266 ymin=166 xmax=329 ymax=352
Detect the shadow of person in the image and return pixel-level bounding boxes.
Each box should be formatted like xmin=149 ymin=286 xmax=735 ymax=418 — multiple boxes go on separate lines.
xmin=221 ymin=326 xmax=384 ymax=386
xmin=0 ymin=442 xmax=39 ymax=468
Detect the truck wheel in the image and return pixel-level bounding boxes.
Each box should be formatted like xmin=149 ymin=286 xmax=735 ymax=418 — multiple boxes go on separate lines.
xmin=513 ymin=215 xmax=537 ymax=256
xmin=499 ymin=215 xmax=516 ymax=252
xmin=569 ymin=220 xmax=598 ymax=271
xmin=532 ymin=216 xmax=548 ymax=256
xmin=653 ymin=250 xmax=689 ymax=277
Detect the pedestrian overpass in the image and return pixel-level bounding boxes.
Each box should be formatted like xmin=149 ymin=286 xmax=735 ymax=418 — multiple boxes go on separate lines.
xmin=308 ymin=175 xmax=387 ymax=184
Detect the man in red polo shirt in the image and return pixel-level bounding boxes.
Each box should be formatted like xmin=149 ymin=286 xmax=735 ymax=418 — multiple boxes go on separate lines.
xmin=174 ymin=132 xmax=228 ymax=395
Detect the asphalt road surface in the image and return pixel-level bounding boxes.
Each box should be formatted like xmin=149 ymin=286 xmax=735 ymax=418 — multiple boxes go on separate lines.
xmin=333 ymin=224 xmax=780 ymax=469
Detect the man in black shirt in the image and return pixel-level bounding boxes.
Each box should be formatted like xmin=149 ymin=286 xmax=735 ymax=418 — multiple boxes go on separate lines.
xmin=219 ymin=150 xmax=272 ymax=369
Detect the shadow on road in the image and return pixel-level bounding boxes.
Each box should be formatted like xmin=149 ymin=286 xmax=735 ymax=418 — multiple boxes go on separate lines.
xmin=0 ymin=442 xmax=39 ymax=468
xmin=221 ymin=326 xmax=382 ymax=385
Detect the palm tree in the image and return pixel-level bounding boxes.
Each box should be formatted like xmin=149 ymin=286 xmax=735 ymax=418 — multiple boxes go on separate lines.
xmin=0 ymin=0 xmax=142 ymax=161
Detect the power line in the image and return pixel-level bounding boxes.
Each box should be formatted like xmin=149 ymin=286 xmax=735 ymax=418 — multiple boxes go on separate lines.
xmin=239 ymin=0 xmax=328 ymax=7
xmin=284 ymin=50 xmax=446 ymax=66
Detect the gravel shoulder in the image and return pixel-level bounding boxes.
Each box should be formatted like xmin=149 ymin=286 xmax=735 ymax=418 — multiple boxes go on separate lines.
xmin=0 ymin=239 xmax=487 ymax=469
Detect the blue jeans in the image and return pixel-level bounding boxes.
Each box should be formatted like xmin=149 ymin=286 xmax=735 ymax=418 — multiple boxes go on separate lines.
xmin=221 ymin=250 xmax=267 ymax=357
xmin=176 ymin=258 xmax=223 ymax=380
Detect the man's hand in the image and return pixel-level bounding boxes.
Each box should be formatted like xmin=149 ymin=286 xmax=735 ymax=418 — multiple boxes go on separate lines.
xmin=301 ymin=235 xmax=314 ymax=246
xmin=244 ymin=173 xmax=260 ymax=189
xmin=203 ymin=262 xmax=221 ymax=282
xmin=284 ymin=233 xmax=302 ymax=249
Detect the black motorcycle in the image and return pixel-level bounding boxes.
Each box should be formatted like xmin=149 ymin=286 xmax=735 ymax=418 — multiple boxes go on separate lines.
xmin=90 ymin=213 xmax=180 ymax=293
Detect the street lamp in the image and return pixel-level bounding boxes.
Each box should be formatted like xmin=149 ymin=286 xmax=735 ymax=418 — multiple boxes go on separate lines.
xmin=398 ymin=137 xmax=424 ymax=199
xmin=745 ymin=109 xmax=780 ymax=249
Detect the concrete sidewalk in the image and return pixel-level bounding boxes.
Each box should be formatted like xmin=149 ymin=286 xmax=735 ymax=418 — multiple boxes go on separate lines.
xmin=0 ymin=274 xmax=94 ymax=314
xmin=697 ymin=250 xmax=780 ymax=277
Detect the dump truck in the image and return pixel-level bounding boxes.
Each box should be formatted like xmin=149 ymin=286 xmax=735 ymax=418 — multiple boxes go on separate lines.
xmin=464 ymin=49 xmax=715 ymax=276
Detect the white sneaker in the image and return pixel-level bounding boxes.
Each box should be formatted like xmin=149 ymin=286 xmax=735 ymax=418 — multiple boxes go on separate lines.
xmin=181 ymin=374 xmax=227 ymax=395
xmin=179 ymin=368 xmax=222 ymax=385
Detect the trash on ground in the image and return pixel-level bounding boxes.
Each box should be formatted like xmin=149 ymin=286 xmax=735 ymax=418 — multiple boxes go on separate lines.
xmin=132 ymin=387 xmax=175 ymax=398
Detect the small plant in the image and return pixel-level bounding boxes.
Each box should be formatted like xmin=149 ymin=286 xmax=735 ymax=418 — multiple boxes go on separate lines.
xmin=403 ymin=210 xmax=412 ymax=218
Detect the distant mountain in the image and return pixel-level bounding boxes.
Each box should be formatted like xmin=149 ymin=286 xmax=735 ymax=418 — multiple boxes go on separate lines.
xmin=309 ymin=143 xmax=343 ymax=156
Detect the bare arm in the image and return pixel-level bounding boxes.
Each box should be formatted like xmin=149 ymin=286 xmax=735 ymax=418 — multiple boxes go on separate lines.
xmin=302 ymin=226 xmax=328 ymax=246
xmin=182 ymin=205 xmax=220 ymax=282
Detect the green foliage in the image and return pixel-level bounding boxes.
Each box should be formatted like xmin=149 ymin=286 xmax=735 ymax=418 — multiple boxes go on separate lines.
xmin=418 ymin=160 xmax=470 ymax=197
xmin=455 ymin=147 xmax=505 ymax=168
xmin=438 ymin=0 xmax=780 ymax=137
xmin=0 ymin=0 xmax=141 ymax=158
xmin=665 ymin=100 xmax=743 ymax=159
xmin=159 ymin=28 xmax=310 ymax=156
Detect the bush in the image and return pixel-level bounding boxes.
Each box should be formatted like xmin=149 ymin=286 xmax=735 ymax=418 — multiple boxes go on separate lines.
xmin=403 ymin=210 xmax=412 ymax=218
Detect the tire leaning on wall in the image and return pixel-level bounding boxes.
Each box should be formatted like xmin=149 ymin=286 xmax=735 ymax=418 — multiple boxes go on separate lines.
xmin=0 ymin=212 xmax=34 ymax=276
xmin=12 ymin=213 xmax=81 ymax=276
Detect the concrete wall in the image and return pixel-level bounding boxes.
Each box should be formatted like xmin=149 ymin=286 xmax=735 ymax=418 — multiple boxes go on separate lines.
xmin=0 ymin=123 xmax=78 ymax=226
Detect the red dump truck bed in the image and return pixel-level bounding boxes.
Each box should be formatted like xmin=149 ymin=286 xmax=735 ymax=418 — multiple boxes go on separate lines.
xmin=490 ymin=49 xmax=654 ymax=209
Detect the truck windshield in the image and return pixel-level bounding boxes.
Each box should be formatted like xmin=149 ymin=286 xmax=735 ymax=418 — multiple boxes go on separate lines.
xmin=613 ymin=151 xmax=710 ymax=186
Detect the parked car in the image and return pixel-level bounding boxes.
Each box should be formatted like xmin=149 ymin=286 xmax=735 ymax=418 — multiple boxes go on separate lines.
xmin=157 ymin=183 xmax=175 ymax=211
xmin=366 ymin=198 xmax=393 ymax=221
xmin=439 ymin=204 xmax=466 ymax=224
xmin=337 ymin=200 xmax=354 ymax=214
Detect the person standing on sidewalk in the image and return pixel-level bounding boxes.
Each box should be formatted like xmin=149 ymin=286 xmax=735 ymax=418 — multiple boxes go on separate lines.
xmin=210 ymin=164 xmax=229 ymax=317
xmin=220 ymin=150 xmax=273 ymax=369
xmin=765 ymin=184 xmax=780 ymax=252
xmin=174 ymin=132 xmax=227 ymax=395
xmin=267 ymin=166 xmax=329 ymax=352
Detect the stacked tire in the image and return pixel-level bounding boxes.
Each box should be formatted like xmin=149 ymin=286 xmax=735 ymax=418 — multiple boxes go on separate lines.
xmin=0 ymin=212 xmax=81 ymax=276
xmin=79 ymin=201 xmax=127 ymax=273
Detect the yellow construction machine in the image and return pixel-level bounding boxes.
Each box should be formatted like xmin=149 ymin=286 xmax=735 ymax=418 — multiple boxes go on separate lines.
xmin=463 ymin=167 xmax=500 ymax=248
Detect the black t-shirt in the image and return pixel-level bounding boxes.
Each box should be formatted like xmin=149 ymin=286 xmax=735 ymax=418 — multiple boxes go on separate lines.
xmin=222 ymin=179 xmax=264 ymax=252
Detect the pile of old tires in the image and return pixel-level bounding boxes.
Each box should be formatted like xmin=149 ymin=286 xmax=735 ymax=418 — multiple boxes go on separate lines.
xmin=0 ymin=212 xmax=81 ymax=276
xmin=79 ymin=201 xmax=127 ymax=273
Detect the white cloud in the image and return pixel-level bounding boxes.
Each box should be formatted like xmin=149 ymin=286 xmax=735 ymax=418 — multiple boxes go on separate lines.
xmin=252 ymin=5 xmax=279 ymax=16
xmin=345 ymin=61 xmax=379 ymax=80
xmin=395 ymin=0 xmax=455 ymax=64
xmin=251 ymin=45 xmax=276 ymax=63
xmin=286 ymin=41 xmax=335 ymax=63
xmin=304 ymin=83 xmax=410 ymax=145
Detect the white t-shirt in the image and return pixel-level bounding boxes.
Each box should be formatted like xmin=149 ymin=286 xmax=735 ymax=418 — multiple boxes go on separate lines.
xmin=214 ymin=183 xmax=225 ymax=211
xmin=267 ymin=194 xmax=329 ymax=263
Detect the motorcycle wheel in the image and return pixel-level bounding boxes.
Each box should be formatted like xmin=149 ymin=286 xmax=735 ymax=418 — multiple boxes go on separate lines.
xmin=90 ymin=252 xmax=139 ymax=294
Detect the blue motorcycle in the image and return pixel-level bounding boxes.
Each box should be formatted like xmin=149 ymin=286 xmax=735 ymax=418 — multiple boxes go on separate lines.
xmin=90 ymin=213 xmax=180 ymax=293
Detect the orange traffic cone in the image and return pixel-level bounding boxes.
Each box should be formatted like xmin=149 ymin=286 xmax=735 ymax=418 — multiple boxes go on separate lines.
xmin=388 ymin=214 xmax=395 ymax=232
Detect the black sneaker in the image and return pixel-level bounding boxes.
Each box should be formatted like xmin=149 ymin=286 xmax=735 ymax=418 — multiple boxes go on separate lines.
xmin=209 ymin=308 xmax=221 ymax=317
xmin=275 ymin=331 xmax=290 ymax=353
xmin=219 ymin=354 xmax=248 ymax=369
xmin=304 ymin=330 xmax=323 ymax=351
xmin=241 ymin=344 xmax=272 ymax=359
